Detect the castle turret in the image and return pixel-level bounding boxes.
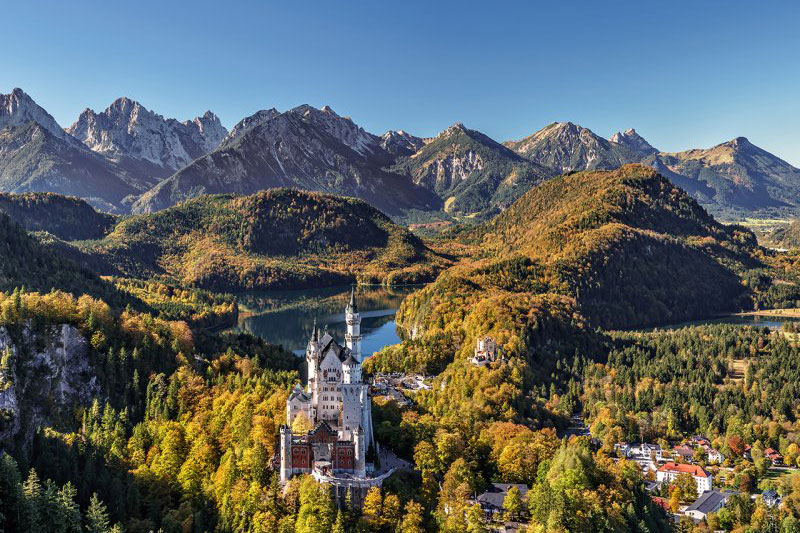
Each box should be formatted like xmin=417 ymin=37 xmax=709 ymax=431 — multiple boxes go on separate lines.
xmin=342 ymin=354 xmax=361 ymax=384
xmin=280 ymin=425 xmax=292 ymax=482
xmin=354 ymin=425 xmax=367 ymax=477
xmin=345 ymin=288 xmax=362 ymax=362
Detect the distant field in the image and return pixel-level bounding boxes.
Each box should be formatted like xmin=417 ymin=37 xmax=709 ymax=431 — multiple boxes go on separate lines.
xmin=737 ymin=308 xmax=800 ymax=318
xmin=736 ymin=218 xmax=793 ymax=228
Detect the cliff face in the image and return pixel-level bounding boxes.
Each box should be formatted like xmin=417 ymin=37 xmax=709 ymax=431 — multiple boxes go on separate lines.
xmin=0 ymin=324 xmax=99 ymax=448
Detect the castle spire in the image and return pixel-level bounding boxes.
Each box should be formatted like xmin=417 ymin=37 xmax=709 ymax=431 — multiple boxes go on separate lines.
xmin=346 ymin=286 xmax=358 ymax=314
xmin=311 ymin=317 xmax=319 ymax=342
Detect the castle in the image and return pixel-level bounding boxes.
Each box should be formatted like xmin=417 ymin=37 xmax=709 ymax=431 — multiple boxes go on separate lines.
xmin=470 ymin=335 xmax=503 ymax=366
xmin=280 ymin=289 xmax=387 ymax=499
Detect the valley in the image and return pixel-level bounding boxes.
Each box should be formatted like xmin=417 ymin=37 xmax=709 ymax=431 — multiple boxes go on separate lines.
xmin=2 ymin=92 xmax=800 ymax=533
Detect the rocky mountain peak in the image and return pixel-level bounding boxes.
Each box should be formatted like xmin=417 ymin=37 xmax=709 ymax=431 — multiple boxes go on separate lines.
xmin=728 ymin=136 xmax=751 ymax=148
xmin=0 ymin=88 xmax=76 ymax=144
xmin=287 ymin=104 xmax=379 ymax=157
xmin=68 ymin=98 xmax=227 ymax=170
xmin=380 ymin=129 xmax=425 ymax=157
xmin=439 ymin=122 xmax=469 ymax=138
xmin=224 ymin=108 xmax=280 ymax=144
xmin=609 ymin=127 xmax=658 ymax=155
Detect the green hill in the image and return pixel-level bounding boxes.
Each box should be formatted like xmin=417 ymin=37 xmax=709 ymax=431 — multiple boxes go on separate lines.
xmin=380 ymin=165 xmax=764 ymax=375
xmin=0 ymin=211 xmax=122 ymax=301
xmin=0 ymin=192 xmax=117 ymax=240
xmin=84 ymin=188 xmax=448 ymax=291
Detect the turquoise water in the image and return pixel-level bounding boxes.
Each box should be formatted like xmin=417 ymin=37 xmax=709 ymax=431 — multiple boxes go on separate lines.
xmin=231 ymin=285 xmax=419 ymax=356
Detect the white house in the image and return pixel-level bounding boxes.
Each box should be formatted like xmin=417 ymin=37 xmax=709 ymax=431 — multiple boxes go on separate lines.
xmin=656 ymin=462 xmax=712 ymax=496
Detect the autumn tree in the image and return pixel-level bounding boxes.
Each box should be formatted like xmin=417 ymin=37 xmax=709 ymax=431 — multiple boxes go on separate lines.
xmin=503 ymin=485 xmax=523 ymax=520
xmin=398 ymin=500 xmax=425 ymax=533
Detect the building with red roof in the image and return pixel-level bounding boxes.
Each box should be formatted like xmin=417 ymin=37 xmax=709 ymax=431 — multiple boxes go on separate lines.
xmin=656 ymin=462 xmax=712 ymax=495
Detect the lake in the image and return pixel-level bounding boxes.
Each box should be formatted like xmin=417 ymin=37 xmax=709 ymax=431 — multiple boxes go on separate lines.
xmin=230 ymin=285 xmax=420 ymax=356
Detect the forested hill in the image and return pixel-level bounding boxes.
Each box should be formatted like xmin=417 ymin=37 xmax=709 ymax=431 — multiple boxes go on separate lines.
xmin=0 ymin=211 xmax=122 ymax=301
xmin=383 ymin=165 xmax=766 ymax=375
xmin=765 ymin=219 xmax=800 ymax=249
xmin=83 ymin=188 xmax=448 ymax=291
xmin=0 ymin=192 xmax=117 ymax=240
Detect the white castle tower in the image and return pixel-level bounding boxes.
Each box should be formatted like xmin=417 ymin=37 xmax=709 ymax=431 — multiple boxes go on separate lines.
xmin=345 ymin=287 xmax=362 ymax=362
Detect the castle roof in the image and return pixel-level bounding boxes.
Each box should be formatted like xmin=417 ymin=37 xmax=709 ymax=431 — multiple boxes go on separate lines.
xmin=342 ymin=353 xmax=358 ymax=366
xmin=288 ymin=387 xmax=310 ymax=402
xmin=346 ymin=286 xmax=358 ymax=314
xmin=309 ymin=420 xmax=336 ymax=436
xmin=318 ymin=333 xmax=353 ymax=363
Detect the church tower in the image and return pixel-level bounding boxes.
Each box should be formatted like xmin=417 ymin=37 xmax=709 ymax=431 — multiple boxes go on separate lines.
xmin=345 ymin=287 xmax=362 ymax=361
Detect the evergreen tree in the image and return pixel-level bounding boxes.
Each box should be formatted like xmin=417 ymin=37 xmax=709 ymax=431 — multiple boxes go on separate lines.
xmin=22 ymin=468 xmax=43 ymax=532
xmin=332 ymin=509 xmax=346 ymax=533
xmin=58 ymin=481 xmax=82 ymax=533
xmin=85 ymin=493 xmax=110 ymax=533
xmin=0 ymin=454 xmax=22 ymax=531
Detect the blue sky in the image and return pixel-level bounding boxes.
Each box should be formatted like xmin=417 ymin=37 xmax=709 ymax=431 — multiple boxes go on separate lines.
xmin=4 ymin=0 xmax=800 ymax=164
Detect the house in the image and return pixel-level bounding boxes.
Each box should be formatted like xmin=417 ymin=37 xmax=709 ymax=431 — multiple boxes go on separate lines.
xmin=614 ymin=442 xmax=631 ymax=457
xmin=684 ymin=490 xmax=731 ymax=521
xmin=673 ymin=445 xmax=695 ymax=462
xmin=630 ymin=443 xmax=664 ymax=461
xmin=471 ymin=483 xmax=529 ymax=517
xmin=689 ymin=436 xmax=712 ymax=448
xmin=626 ymin=443 xmax=662 ymax=473
xmin=765 ymin=448 xmax=784 ymax=466
xmin=706 ymin=448 xmax=724 ymax=464
xmin=656 ymin=463 xmax=712 ymax=496
xmin=762 ymin=489 xmax=781 ymax=507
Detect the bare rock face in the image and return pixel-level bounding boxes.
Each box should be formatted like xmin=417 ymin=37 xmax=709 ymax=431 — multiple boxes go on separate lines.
xmin=379 ymin=130 xmax=425 ymax=158
xmin=68 ymin=97 xmax=228 ymax=171
xmin=609 ymin=128 xmax=658 ymax=155
xmin=0 ymin=88 xmax=78 ymax=145
xmin=224 ymin=108 xmax=280 ymax=144
xmin=0 ymin=324 xmax=99 ymax=448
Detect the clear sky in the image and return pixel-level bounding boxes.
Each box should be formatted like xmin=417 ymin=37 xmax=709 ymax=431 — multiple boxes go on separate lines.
xmin=4 ymin=0 xmax=800 ymax=164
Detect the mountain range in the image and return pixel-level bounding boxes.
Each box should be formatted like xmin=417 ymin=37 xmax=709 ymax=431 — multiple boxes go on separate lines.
xmin=2 ymin=87 xmax=800 ymax=221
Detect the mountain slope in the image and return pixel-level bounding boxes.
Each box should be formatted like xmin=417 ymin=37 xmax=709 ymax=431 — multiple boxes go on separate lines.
xmin=504 ymin=122 xmax=651 ymax=172
xmin=387 ymin=165 xmax=761 ymax=374
xmin=0 ymin=192 xmax=116 ymax=240
xmin=68 ymin=97 xmax=227 ymax=182
xmin=0 ymin=122 xmax=141 ymax=213
xmin=132 ymin=105 xmax=441 ymax=216
xmin=87 ymin=188 xmax=448 ymax=290
xmin=643 ymin=137 xmax=800 ymax=214
xmin=391 ymin=123 xmax=554 ymax=216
